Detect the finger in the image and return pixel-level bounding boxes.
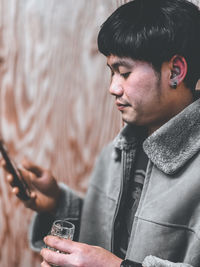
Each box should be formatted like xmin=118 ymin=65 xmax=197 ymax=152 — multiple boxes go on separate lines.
xmin=0 ymin=158 xmax=6 ymax=168
xmin=23 ymin=192 xmax=37 ymax=207
xmin=44 ymin=236 xmax=75 ymax=254
xmin=17 ymin=168 xmax=34 ymax=188
xmin=41 ymin=260 xmax=51 ymax=267
xmin=19 ymin=162 xmax=58 ymax=197
xmin=41 ymin=248 xmax=69 ymax=267
xmin=20 ymin=162 xmax=53 ymax=190
xmin=30 ymin=191 xmax=36 ymax=199
xmin=7 ymin=174 xmax=34 ymax=201
xmin=12 ymin=186 xmax=33 ymax=204
xmin=6 ymin=174 xmax=14 ymax=184
xmin=6 ymin=174 xmax=31 ymax=201
xmin=0 ymin=159 xmax=11 ymax=173
xmin=21 ymin=158 xmax=44 ymax=177
xmin=12 ymin=187 xmax=19 ymax=195
xmin=24 ymin=168 xmax=59 ymax=197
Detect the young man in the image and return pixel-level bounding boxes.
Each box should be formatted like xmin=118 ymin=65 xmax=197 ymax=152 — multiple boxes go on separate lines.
xmin=3 ymin=0 xmax=200 ymax=266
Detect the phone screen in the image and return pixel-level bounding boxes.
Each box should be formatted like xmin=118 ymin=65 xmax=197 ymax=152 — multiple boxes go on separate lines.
xmin=0 ymin=140 xmax=31 ymax=201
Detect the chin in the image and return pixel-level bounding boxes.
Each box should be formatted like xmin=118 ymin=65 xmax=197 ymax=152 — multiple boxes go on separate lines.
xmin=121 ymin=110 xmax=139 ymax=123
xmin=122 ymin=117 xmax=138 ymax=125
xmin=122 ymin=115 xmax=147 ymax=127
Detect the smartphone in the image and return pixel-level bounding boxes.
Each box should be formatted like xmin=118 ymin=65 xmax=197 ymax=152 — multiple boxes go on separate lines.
xmin=0 ymin=140 xmax=31 ymax=201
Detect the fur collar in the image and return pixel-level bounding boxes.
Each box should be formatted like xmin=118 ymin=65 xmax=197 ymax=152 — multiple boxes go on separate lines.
xmin=114 ymin=99 xmax=200 ymax=174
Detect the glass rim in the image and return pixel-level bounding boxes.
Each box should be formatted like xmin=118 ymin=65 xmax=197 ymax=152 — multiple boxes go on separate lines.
xmin=53 ymin=219 xmax=75 ymax=230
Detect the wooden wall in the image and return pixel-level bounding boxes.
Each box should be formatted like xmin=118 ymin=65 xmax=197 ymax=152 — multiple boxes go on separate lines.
xmin=0 ymin=0 xmax=199 ymax=266
xmin=0 ymin=1 xmax=126 ymax=266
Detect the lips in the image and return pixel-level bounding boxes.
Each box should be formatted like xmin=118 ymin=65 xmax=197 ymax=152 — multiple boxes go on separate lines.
xmin=116 ymin=100 xmax=130 ymax=110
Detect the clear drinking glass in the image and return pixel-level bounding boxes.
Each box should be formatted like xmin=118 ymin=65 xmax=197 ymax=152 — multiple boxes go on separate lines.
xmin=46 ymin=219 xmax=75 ymax=267
xmin=50 ymin=220 xmax=75 ymax=240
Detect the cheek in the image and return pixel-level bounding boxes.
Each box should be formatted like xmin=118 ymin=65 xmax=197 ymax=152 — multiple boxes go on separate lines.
xmin=125 ymin=81 xmax=161 ymax=115
xmin=125 ymin=78 xmax=156 ymax=101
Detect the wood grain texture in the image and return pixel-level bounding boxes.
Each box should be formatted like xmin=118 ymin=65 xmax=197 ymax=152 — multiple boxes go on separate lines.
xmin=0 ymin=1 xmax=127 ymax=266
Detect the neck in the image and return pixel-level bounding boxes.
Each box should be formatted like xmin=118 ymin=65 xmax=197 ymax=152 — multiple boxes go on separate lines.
xmin=148 ymin=93 xmax=195 ymax=136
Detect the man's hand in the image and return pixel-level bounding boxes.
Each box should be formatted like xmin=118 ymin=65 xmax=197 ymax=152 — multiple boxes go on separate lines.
xmin=1 ymin=158 xmax=61 ymax=213
xmin=41 ymin=236 xmax=123 ymax=267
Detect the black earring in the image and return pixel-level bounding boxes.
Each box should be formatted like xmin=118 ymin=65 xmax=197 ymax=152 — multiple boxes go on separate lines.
xmin=171 ymin=80 xmax=177 ymax=89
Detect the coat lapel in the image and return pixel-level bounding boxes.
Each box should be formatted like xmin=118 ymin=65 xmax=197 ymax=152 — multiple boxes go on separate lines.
xmin=143 ymin=99 xmax=200 ymax=174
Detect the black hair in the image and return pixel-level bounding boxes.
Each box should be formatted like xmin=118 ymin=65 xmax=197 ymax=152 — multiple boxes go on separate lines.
xmin=98 ymin=0 xmax=200 ymax=92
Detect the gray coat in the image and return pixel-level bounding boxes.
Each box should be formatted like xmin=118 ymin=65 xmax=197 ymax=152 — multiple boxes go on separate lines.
xmin=29 ymin=99 xmax=200 ymax=267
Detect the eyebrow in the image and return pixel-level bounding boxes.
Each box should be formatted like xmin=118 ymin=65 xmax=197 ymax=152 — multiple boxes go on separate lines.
xmin=107 ymin=59 xmax=133 ymax=71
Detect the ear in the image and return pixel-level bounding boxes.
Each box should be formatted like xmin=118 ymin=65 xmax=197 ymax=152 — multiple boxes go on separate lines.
xmin=169 ymin=55 xmax=187 ymax=88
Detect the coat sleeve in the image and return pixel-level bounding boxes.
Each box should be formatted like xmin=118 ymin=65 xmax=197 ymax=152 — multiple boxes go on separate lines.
xmin=142 ymin=255 xmax=193 ymax=267
xmin=28 ymin=182 xmax=83 ymax=252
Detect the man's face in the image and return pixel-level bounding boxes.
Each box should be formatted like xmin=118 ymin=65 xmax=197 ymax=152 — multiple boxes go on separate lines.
xmin=107 ymin=55 xmax=179 ymax=133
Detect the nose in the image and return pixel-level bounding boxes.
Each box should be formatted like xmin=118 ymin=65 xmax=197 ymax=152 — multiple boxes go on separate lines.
xmin=109 ymin=75 xmax=123 ymax=96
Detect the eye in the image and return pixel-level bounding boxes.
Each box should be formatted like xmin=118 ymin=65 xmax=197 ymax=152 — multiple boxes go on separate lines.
xmin=120 ymin=72 xmax=131 ymax=79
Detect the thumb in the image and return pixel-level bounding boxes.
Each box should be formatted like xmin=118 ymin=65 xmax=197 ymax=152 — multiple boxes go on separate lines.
xmin=20 ymin=165 xmax=57 ymax=195
xmin=21 ymin=158 xmax=44 ymax=177
xmin=18 ymin=167 xmax=36 ymax=189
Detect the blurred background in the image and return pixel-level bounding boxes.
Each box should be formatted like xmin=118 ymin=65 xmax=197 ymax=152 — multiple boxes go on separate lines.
xmin=0 ymin=0 xmax=199 ymax=266
xmin=0 ymin=0 xmax=124 ymax=266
